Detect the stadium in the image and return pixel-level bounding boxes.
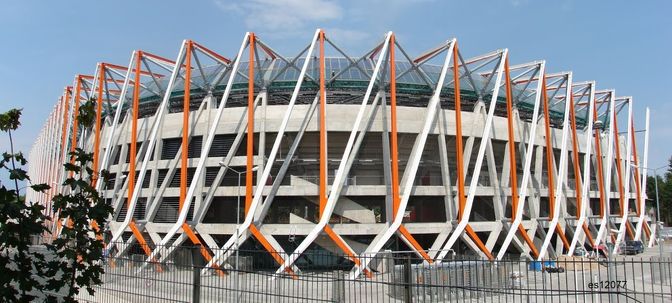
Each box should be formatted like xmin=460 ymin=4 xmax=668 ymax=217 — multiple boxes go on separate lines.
xmin=27 ymin=29 xmax=654 ymax=277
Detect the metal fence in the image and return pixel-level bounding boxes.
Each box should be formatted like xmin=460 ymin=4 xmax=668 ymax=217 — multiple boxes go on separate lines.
xmin=76 ymin=242 xmax=672 ymax=303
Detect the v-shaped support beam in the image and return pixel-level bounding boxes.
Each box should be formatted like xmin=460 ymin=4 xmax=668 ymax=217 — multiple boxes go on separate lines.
xmin=632 ymin=111 xmax=652 ymax=241
xmin=349 ymin=37 xmax=461 ymax=279
xmin=496 ymin=58 xmax=543 ymax=260
xmin=569 ymin=90 xmax=608 ymax=254
xmin=612 ymin=98 xmax=636 ymax=253
xmin=205 ymin=30 xmax=325 ymax=276
xmin=105 ymin=49 xmax=181 ymax=257
xmin=436 ymin=47 xmax=508 ymax=262
xmin=536 ymin=75 xmax=572 ymax=260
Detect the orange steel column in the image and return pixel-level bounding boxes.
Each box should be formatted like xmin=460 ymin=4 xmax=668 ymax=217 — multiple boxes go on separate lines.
xmin=612 ymin=110 xmax=635 ymax=239
xmin=592 ymin=105 xmax=607 ymax=219
xmin=591 ymin=102 xmax=616 ymax=243
xmin=454 ymin=45 xmax=467 ymax=221
xmin=453 ymin=43 xmax=493 ymax=260
xmin=541 ymin=76 xmax=570 ymax=250
xmin=49 ymin=101 xmax=61 ymax=216
xmin=243 ymin=34 xmax=293 ymax=273
xmin=569 ymin=94 xmax=595 ymax=247
xmin=246 ymin=34 xmax=255 ymax=215
xmin=389 ymin=34 xmax=432 ymax=263
xmin=629 ymin=119 xmax=651 ymax=238
xmin=127 ymin=55 xmax=142 ymax=227
xmin=60 ymin=87 xmax=72 ymax=164
xmin=178 ymin=42 xmax=215 ymax=265
xmin=61 ymin=77 xmax=89 ymax=231
xmin=90 ymin=65 xmax=106 ymax=237
xmin=316 ymin=31 xmax=368 ymax=271
xmin=54 ymin=87 xmax=72 ymax=233
xmin=180 ymin=43 xmax=192 ymax=215
xmin=61 ymin=76 xmax=82 ymax=232
xmin=390 ymin=34 xmax=402 ymax=218
xmin=69 ymin=78 xmax=82 ymax=167
xmin=127 ymin=52 xmax=153 ymax=257
xmin=92 ymin=65 xmax=105 ymax=186
xmin=319 ymin=30 xmax=328 ymax=217
xmin=503 ymin=58 xmax=539 ymax=258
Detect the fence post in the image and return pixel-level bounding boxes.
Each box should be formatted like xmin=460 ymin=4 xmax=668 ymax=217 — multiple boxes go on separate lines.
xmin=331 ymin=271 xmax=346 ymax=303
xmin=192 ymin=246 xmax=201 ymax=303
xmin=404 ymin=254 xmax=413 ymax=303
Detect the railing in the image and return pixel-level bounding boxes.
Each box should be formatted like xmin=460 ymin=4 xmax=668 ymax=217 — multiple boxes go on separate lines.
xmin=73 ymin=242 xmax=672 ymax=302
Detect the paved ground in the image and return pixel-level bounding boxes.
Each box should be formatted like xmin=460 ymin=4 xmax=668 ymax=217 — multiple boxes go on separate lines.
xmin=79 ymin=243 xmax=672 ymax=302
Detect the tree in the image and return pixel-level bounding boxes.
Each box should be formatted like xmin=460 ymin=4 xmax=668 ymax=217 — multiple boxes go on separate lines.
xmin=0 ymin=106 xmax=113 ymax=302
xmin=645 ymin=156 xmax=672 ymax=225
xmin=44 ymin=148 xmax=112 ymax=302
xmin=0 ymin=108 xmax=51 ymax=301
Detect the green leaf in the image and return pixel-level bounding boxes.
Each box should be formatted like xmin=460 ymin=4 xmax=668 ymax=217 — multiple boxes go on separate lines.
xmin=9 ymin=168 xmax=28 ymax=181
xmin=0 ymin=108 xmax=22 ymax=131
xmin=77 ymin=101 xmax=96 ymax=128
xmin=30 ymin=183 xmax=51 ymax=192
xmin=63 ymin=163 xmax=79 ymax=173
xmin=14 ymin=152 xmax=27 ymax=166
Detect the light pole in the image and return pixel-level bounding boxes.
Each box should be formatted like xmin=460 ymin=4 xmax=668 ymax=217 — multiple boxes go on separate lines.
xmin=632 ymin=163 xmax=667 ymax=259
xmin=219 ymin=161 xmax=257 ymax=301
xmin=651 ymin=165 xmax=667 ymax=259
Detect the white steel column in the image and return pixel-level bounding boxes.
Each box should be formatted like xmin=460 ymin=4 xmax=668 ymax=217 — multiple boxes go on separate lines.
xmin=635 ymin=108 xmax=650 ymax=240
xmin=593 ymin=91 xmax=616 ymax=247
xmin=207 ymin=29 xmax=322 ymax=270
xmin=567 ymin=86 xmax=597 ymax=255
xmin=106 ymin=45 xmax=186 ymax=251
xmin=267 ymin=32 xmax=392 ymax=276
xmin=94 ymin=54 xmax=136 ymax=193
xmin=538 ymin=76 xmax=577 ymax=259
xmin=497 ymin=62 xmax=545 ymax=260
xmin=145 ymin=35 xmax=248 ymax=262
xmin=436 ymin=49 xmax=507 ymax=261
xmin=350 ymin=38 xmax=456 ymax=278
xmin=613 ymin=97 xmax=633 ymax=254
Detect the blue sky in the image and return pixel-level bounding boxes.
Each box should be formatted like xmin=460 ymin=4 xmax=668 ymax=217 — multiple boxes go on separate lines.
xmin=1 ymin=0 xmax=670 ymax=189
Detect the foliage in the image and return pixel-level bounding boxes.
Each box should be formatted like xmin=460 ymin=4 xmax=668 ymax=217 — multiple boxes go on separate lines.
xmin=0 ymin=108 xmax=51 ymax=301
xmin=44 ymin=149 xmax=112 ymax=302
xmin=0 ymin=107 xmax=113 ymax=302
xmin=0 ymin=108 xmax=22 ymax=131
xmin=77 ymin=100 xmax=96 ymax=129
xmin=646 ymin=157 xmax=672 ymax=225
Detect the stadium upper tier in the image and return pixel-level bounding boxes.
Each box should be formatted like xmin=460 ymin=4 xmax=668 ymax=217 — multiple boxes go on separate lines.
xmin=111 ymin=57 xmax=592 ymax=128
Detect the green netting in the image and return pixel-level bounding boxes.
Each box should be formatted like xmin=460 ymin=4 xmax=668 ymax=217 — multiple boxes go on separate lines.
xmin=109 ymin=58 xmax=571 ymax=126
